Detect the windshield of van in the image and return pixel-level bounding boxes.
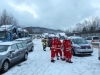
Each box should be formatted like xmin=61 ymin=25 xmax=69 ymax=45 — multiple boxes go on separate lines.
xmin=0 ymin=31 xmax=6 ymax=40
xmin=72 ymin=38 xmax=88 ymax=44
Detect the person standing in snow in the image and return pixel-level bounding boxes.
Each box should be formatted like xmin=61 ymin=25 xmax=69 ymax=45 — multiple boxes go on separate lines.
xmin=50 ymin=37 xmax=58 ymax=62
xmin=55 ymin=37 xmax=63 ymax=60
xmin=42 ymin=38 xmax=48 ymax=51
xmin=63 ymin=37 xmax=73 ymax=63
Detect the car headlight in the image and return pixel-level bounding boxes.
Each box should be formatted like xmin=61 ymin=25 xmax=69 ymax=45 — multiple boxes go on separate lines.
xmin=75 ymin=47 xmax=81 ymax=49
xmin=73 ymin=46 xmax=81 ymax=49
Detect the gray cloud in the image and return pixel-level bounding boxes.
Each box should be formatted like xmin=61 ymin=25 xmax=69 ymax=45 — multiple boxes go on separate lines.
xmin=0 ymin=0 xmax=100 ymax=30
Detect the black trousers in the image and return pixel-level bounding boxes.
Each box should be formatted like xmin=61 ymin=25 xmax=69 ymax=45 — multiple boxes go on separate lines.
xmin=43 ymin=45 xmax=46 ymax=51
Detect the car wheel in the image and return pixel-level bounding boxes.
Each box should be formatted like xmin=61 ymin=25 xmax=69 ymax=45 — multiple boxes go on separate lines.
xmin=31 ymin=46 xmax=34 ymax=52
xmin=2 ymin=61 xmax=9 ymax=73
xmin=72 ymin=49 xmax=76 ymax=56
xmin=24 ymin=53 xmax=28 ymax=61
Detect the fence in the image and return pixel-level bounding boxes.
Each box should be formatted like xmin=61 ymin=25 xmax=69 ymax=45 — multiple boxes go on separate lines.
xmin=67 ymin=30 xmax=100 ymax=38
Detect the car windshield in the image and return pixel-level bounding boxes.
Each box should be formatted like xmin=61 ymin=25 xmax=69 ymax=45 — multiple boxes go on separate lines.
xmin=72 ymin=38 xmax=88 ymax=44
xmin=0 ymin=31 xmax=6 ymax=40
xmin=0 ymin=45 xmax=9 ymax=52
xmin=93 ymin=37 xmax=100 ymax=40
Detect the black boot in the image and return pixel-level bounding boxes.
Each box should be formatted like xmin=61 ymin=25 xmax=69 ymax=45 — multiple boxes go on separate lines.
xmin=57 ymin=58 xmax=59 ymax=60
xmin=62 ymin=58 xmax=65 ymax=61
xmin=51 ymin=60 xmax=55 ymax=62
xmin=69 ymin=61 xmax=73 ymax=63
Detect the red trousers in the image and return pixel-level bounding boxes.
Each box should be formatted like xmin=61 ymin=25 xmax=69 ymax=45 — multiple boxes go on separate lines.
xmin=56 ymin=49 xmax=62 ymax=58
xmin=63 ymin=49 xmax=66 ymax=58
xmin=51 ymin=48 xmax=56 ymax=60
xmin=65 ymin=50 xmax=72 ymax=62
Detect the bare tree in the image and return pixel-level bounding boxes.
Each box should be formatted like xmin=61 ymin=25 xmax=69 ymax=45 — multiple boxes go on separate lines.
xmin=0 ymin=9 xmax=18 ymax=26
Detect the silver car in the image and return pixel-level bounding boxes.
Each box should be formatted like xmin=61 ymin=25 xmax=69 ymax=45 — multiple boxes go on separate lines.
xmin=0 ymin=42 xmax=28 ymax=73
xmin=15 ymin=37 xmax=34 ymax=52
xmin=98 ymin=47 xmax=100 ymax=60
xmin=68 ymin=36 xmax=93 ymax=56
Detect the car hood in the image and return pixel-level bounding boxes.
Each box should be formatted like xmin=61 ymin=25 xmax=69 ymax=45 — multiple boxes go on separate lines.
xmin=0 ymin=51 xmax=8 ymax=55
xmin=73 ymin=44 xmax=92 ymax=49
xmin=78 ymin=44 xmax=91 ymax=46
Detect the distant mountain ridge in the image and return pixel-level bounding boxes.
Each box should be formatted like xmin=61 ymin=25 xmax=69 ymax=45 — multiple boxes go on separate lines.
xmin=24 ymin=27 xmax=64 ymax=34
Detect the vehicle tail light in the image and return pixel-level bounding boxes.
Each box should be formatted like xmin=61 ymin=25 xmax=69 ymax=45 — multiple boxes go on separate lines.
xmin=92 ymin=40 xmax=94 ymax=42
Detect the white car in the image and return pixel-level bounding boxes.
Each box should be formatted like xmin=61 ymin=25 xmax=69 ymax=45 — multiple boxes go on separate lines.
xmin=68 ymin=36 xmax=93 ymax=55
xmin=86 ymin=36 xmax=100 ymax=44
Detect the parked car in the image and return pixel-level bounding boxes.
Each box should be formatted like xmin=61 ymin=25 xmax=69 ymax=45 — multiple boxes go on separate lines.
xmin=0 ymin=41 xmax=28 ymax=73
xmin=98 ymin=47 xmax=100 ymax=60
xmin=47 ymin=37 xmax=53 ymax=47
xmin=15 ymin=37 xmax=34 ymax=52
xmin=68 ymin=36 xmax=93 ymax=56
xmin=86 ymin=36 xmax=100 ymax=44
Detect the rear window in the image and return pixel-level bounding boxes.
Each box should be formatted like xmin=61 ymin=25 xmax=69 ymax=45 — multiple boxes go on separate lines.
xmin=0 ymin=45 xmax=9 ymax=52
xmin=93 ymin=37 xmax=100 ymax=40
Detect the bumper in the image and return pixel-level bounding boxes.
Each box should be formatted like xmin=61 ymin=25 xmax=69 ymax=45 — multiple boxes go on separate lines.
xmin=75 ymin=49 xmax=93 ymax=54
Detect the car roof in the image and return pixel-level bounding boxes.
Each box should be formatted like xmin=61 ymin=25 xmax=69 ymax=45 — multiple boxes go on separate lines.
xmin=87 ymin=36 xmax=99 ymax=37
xmin=68 ymin=36 xmax=83 ymax=39
xmin=15 ymin=37 xmax=30 ymax=41
xmin=0 ymin=41 xmax=18 ymax=45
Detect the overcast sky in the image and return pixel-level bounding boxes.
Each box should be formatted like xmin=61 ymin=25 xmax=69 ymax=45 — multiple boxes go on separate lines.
xmin=0 ymin=0 xmax=100 ymax=30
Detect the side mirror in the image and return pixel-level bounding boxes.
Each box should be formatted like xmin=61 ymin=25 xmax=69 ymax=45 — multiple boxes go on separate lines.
xmin=9 ymin=50 xmax=15 ymax=53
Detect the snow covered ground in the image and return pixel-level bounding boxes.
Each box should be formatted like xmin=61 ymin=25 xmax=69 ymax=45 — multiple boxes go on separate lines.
xmin=1 ymin=39 xmax=100 ymax=75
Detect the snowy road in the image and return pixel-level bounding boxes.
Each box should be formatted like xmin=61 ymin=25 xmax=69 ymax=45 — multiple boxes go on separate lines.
xmin=2 ymin=39 xmax=100 ymax=75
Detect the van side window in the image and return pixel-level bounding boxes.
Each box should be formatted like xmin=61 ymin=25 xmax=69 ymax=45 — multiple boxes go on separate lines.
xmin=17 ymin=43 xmax=23 ymax=48
xmin=22 ymin=43 xmax=27 ymax=47
xmin=11 ymin=44 xmax=18 ymax=50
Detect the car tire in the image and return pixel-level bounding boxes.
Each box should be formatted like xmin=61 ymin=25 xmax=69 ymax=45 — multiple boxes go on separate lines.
xmin=24 ymin=53 xmax=28 ymax=61
xmin=31 ymin=46 xmax=34 ymax=52
xmin=72 ymin=49 xmax=76 ymax=56
xmin=2 ymin=60 xmax=9 ymax=73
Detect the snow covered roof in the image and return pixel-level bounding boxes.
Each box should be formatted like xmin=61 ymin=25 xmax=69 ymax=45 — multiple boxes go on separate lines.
xmin=48 ymin=34 xmax=55 ymax=37
xmin=68 ymin=36 xmax=82 ymax=39
xmin=15 ymin=37 xmax=30 ymax=41
xmin=0 ymin=41 xmax=17 ymax=45
xmin=59 ymin=33 xmax=66 ymax=36
xmin=0 ymin=25 xmax=16 ymax=31
xmin=1 ymin=25 xmax=12 ymax=28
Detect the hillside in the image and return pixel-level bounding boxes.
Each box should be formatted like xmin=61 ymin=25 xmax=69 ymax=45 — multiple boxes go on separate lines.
xmin=25 ymin=27 xmax=64 ymax=34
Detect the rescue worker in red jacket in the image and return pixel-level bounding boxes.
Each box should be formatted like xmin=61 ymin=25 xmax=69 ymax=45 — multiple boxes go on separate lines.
xmin=56 ymin=37 xmax=63 ymax=60
xmin=50 ymin=37 xmax=57 ymax=62
xmin=63 ymin=37 xmax=73 ymax=63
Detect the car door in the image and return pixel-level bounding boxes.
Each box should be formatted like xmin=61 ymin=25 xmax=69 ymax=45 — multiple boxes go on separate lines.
xmin=10 ymin=44 xmax=19 ymax=63
xmin=16 ymin=43 xmax=24 ymax=60
xmin=27 ymin=39 xmax=33 ymax=51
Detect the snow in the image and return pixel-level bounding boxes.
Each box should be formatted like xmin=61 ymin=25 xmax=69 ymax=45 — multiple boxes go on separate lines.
xmin=48 ymin=34 xmax=55 ymax=37
xmin=59 ymin=33 xmax=66 ymax=36
xmin=1 ymin=39 xmax=100 ymax=75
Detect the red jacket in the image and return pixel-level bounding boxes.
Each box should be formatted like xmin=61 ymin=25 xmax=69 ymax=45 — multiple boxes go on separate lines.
xmin=56 ymin=40 xmax=62 ymax=49
xmin=63 ymin=39 xmax=72 ymax=50
xmin=51 ymin=40 xmax=56 ymax=49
